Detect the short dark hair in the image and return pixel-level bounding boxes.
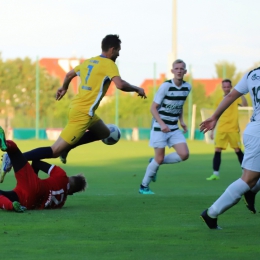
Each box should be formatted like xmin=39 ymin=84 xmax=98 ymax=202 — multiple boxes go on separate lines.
xmin=101 ymin=34 xmax=121 ymax=51
xmin=222 ymin=79 xmax=232 ymax=85
xmin=70 ymin=174 xmax=87 ymax=193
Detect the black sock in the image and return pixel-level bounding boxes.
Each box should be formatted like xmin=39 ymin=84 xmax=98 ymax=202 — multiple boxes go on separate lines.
xmin=8 ymin=147 xmax=27 ymax=172
xmin=60 ymin=131 xmax=101 ymax=158
xmin=0 ymin=190 xmax=19 ymax=202
xmin=23 ymin=147 xmax=53 ymax=161
xmin=64 ymin=131 xmax=100 ymax=154
xmin=73 ymin=131 xmax=99 ymax=148
xmin=213 ymin=151 xmax=221 ymax=171
xmin=236 ymin=150 xmax=244 ymax=165
xmin=31 ymin=160 xmax=51 ymax=175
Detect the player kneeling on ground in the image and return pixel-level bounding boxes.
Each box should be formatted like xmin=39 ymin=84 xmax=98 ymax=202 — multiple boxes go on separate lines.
xmin=0 ymin=127 xmax=86 ymax=212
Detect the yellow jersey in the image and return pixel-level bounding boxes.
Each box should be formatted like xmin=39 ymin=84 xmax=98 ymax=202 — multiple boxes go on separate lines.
xmin=70 ymin=55 xmax=120 ymax=116
xmin=216 ymin=96 xmax=242 ymax=133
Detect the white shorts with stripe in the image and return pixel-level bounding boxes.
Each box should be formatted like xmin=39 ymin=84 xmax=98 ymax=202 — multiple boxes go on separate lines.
xmin=149 ymin=129 xmax=186 ymax=148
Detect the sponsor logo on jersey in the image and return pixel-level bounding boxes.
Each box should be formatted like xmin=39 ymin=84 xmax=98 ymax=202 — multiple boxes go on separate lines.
xmin=165 ymin=104 xmax=182 ymax=111
xmin=90 ymin=59 xmax=99 ymax=64
xmin=251 ymin=73 xmax=260 ymax=81
xmin=82 ymin=86 xmax=92 ymax=90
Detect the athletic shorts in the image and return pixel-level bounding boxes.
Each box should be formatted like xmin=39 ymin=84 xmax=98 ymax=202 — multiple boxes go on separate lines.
xmin=149 ymin=129 xmax=186 ymax=148
xmin=13 ymin=163 xmax=41 ymax=209
xmin=60 ymin=109 xmax=101 ymax=145
xmin=242 ymin=134 xmax=260 ymax=172
xmin=215 ymin=132 xmax=241 ymax=149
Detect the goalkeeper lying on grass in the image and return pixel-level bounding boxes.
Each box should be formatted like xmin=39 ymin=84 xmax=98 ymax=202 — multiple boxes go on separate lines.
xmin=0 ymin=126 xmax=86 ymax=212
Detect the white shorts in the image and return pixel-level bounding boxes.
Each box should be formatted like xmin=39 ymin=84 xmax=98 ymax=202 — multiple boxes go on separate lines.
xmin=149 ymin=129 xmax=186 ymax=148
xmin=242 ymin=134 xmax=260 ymax=172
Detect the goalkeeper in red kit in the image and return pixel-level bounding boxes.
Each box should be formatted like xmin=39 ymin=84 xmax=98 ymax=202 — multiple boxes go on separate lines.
xmin=0 ymin=127 xmax=87 ymax=212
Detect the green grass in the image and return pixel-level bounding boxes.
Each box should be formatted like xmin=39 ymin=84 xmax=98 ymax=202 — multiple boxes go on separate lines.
xmin=1 ymin=140 xmax=260 ymax=260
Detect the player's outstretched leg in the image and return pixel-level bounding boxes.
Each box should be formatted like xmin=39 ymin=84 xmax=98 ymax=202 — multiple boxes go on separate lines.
xmin=59 ymin=130 xmax=101 ymax=164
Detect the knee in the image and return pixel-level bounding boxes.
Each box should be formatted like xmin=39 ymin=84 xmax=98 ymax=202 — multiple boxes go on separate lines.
xmin=51 ymin=147 xmax=62 ymax=158
xmin=179 ymin=152 xmax=189 ymax=161
xmin=244 ymin=177 xmax=259 ymax=189
xmin=154 ymin=157 xmax=164 ymax=165
xmin=51 ymin=151 xmax=60 ymax=158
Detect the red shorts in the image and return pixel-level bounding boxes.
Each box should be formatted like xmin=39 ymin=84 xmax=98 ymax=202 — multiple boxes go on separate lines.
xmin=13 ymin=163 xmax=42 ymax=209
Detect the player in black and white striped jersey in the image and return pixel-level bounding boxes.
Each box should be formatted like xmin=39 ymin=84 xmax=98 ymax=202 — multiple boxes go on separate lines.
xmin=139 ymin=59 xmax=191 ymax=194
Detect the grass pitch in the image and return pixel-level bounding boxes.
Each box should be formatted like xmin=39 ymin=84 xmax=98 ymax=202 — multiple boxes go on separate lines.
xmin=1 ymin=140 xmax=260 ymax=260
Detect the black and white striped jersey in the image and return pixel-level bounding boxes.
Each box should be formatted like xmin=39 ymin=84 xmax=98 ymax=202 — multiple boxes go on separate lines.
xmin=152 ymin=79 xmax=191 ymax=132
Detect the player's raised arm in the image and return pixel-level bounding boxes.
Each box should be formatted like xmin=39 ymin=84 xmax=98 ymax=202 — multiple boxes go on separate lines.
xmin=56 ymin=69 xmax=77 ymax=101
xmin=112 ymin=76 xmax=147 ymax=98
xmin=200 ymin=89 xmax=243 ymax=133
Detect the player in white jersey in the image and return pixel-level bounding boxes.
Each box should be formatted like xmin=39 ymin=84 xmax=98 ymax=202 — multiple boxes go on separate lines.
xmin=139 ymin=59 xmax=191 ymax=194
xmin=200 ymin=67 xmax=260 ymax=229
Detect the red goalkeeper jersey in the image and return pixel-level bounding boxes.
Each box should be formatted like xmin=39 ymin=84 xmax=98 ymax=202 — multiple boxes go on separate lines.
xmin=13 ymin=164 xmax=69 ymax=210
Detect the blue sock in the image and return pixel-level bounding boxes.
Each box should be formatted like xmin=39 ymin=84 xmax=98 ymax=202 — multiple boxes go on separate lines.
xmin=23 ymin=147 xmax=53 ymax=161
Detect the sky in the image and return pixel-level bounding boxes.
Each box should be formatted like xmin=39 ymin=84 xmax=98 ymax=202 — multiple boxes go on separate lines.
xmin=1 ymin=0 xmax=260 ymax=86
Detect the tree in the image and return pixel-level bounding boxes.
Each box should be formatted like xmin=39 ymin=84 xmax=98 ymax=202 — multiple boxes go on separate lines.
xmin=215 ymin=61 xmax=243 ymax=85
xmin=96 ymin=87 xmax=154 ymax=128
xmin=183 ymin=74 xmax=213 ymax=128
xmin=0 ymin=57 xmax=72 ymax=128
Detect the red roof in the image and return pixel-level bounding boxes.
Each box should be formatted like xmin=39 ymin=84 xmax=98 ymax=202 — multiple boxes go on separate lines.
xmin=140 ymin=73 xmax=222 ymax=96
xmin=140 ymin=73 xmax=166 ymax=93
xmin=193 ymin=78 xmax=222 ymax=96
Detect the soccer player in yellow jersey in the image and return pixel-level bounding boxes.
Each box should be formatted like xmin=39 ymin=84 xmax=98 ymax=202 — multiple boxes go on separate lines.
xmin=206 ymin=79 xmax=248 ymax=181
xmin=0 ymin=35 xmax=147 ymax=174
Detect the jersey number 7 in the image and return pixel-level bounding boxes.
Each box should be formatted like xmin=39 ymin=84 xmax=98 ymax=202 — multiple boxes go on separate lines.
xmin=85 ymin=65 xmax=94 ymax=85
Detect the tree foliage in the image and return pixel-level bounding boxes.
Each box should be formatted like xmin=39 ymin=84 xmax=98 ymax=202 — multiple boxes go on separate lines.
xmin=214 ymin=60 xmax=254 ymax=107
xmin=0 ymin=56 xmax=73 ymax=128
xmin=1 ymin=56 xmax=258 ymax=129
xmin=183 ymin=75 xmax=213 ymax=127
xmin=96 ymin=87 xmax=155 ymax=128
xmin=215 ymin=61 xmax=243 ymax=85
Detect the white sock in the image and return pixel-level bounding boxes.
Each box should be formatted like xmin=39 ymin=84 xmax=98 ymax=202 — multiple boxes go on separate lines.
xmin=251 ymin=179 xmax=260 ymax=193
xmin=208 ymin=178 xmax=250 ymax=218
xmin=162 ymin=152 xmax=182 ymax=164
xmin=141 ymin=160 xmax=159 ymax=187
xmin=213 ymin=171 xmax=219 ymax=176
